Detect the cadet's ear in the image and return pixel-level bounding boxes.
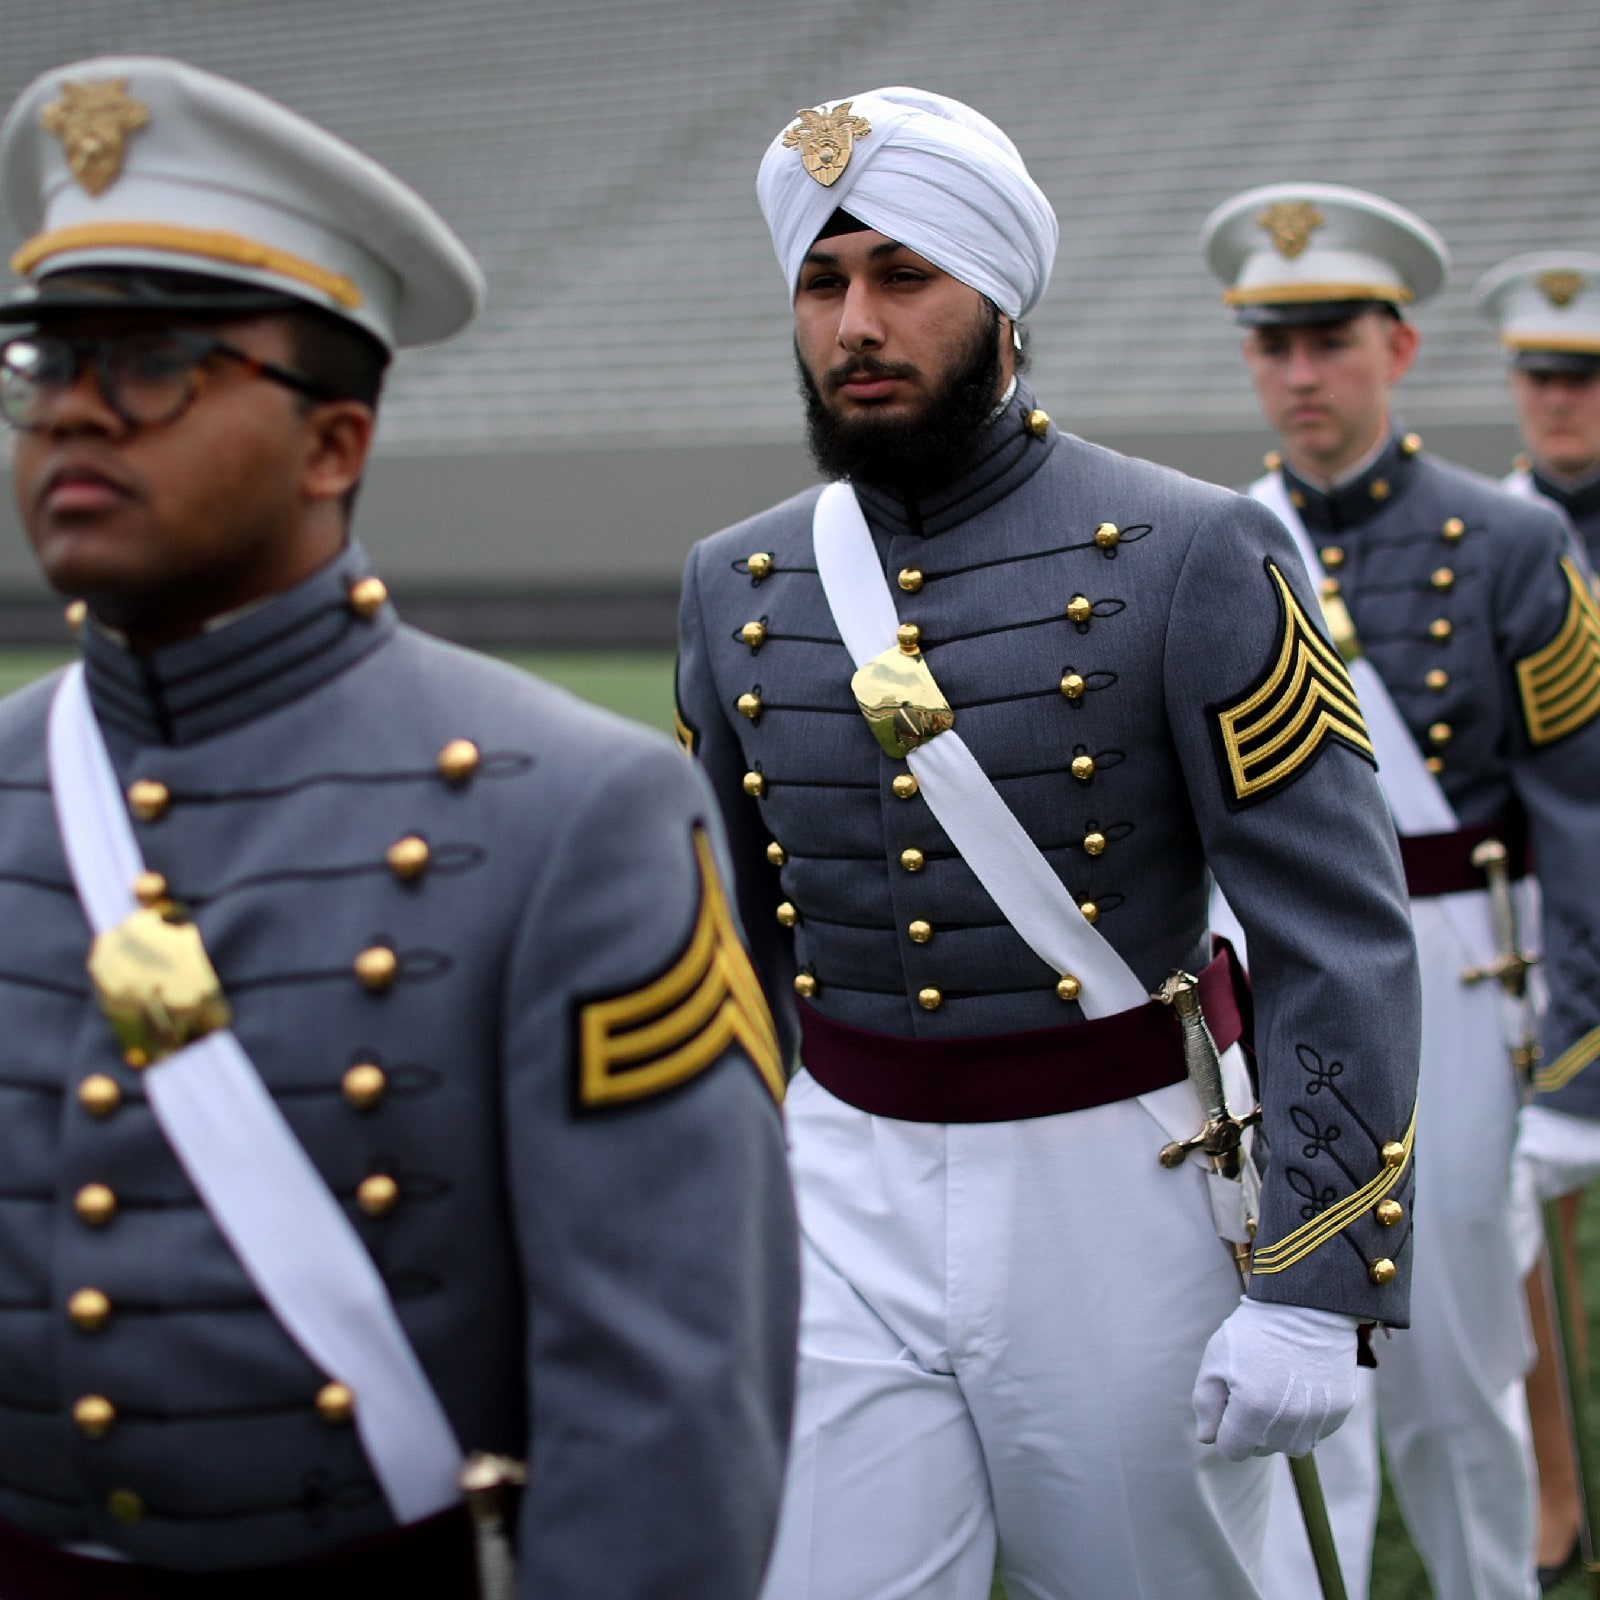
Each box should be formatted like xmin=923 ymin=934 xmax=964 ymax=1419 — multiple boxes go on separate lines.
xmin=299 ymin=400 xmax=375 ymax=507
xmin=1384 ymin=317 xmax=1421 ymax=385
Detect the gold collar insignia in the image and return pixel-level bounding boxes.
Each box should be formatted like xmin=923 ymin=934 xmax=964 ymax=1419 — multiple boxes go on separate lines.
xmin=1538 ymin=269 xmax=1586 ymax=309
xmin=1257 ymin=200 xmax=1325 ymax=260
xmin=40 ymin=78 xmax=150 ymax=197
xmin=782 ymin=101 xmax=872 ymax=187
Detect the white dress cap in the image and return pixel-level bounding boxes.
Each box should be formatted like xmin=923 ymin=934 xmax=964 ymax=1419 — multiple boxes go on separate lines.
xmin=1473 ymin=252 xmax=1600 ymax=365
xmin=1 ymin=56 xmax=484 ymax=350
xmin=1199 ymin=182 xmax=1447 ymax=323
xmin=757 ymin=86 xmax=1058 ymax=320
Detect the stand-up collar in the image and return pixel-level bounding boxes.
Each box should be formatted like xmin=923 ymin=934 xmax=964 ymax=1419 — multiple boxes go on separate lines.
xmin=850 ymin=380 xmax=1056 ymax=539
xmin=82 ymin=542 xmax=395 ymax=746
xmin=1279 ymin=429 xmax=1422 ymax=534
xmin=1532 ymin=465 xmax=1600 ymax=528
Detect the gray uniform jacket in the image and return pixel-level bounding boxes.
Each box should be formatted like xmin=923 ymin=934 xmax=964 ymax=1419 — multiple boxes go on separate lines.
xmin=1525 ymin=463 xmax=1600 ymax=569
xmin=1279 ymin=435 xmax=1600 ymax=1113
xmin=0 ymin=542 xmax=799 ymax=1595
xmin=678 ymin=385 xmax=1422 ymax=1325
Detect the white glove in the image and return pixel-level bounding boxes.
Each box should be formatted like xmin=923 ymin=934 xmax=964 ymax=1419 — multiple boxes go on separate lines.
xmin=1192 ymin=1298 xmax=1360 ymax=1461
xmin=1511 ymin=1104 xmax=1600 ymax=1275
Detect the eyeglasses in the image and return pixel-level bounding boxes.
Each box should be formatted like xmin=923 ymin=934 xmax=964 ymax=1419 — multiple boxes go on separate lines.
xmin=0 ymin=329 xmax=333 ymax=432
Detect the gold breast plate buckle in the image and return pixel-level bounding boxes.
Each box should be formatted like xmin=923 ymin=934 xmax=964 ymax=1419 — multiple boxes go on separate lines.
xmin=851 ymin=647 xmax=955 ymax=759
xmin=87 ymin=904 xmax=231 ymax=1070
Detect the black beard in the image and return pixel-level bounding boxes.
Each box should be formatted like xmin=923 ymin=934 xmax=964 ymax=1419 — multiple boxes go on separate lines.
xmin=797 ymin=308 xmax=1006 ymax=497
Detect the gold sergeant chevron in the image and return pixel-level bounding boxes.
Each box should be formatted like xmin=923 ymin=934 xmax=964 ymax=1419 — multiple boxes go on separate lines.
xmin=1214 ymin=561 xmax=1375 ymax=804
xmin=1515 ymin=556 xmax=1600 ymax=746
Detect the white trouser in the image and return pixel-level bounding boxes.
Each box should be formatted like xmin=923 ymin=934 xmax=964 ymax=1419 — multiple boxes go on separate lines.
xmin=1259 ymin=890 xmax=1537 ymax=1600
xmin=761 ymin=1066 xmax=1271 ymax=1600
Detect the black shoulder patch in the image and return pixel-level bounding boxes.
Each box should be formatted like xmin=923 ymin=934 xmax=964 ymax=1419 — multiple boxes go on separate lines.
xmin=574 ymin=827 xmax=783 ymax=1111
xmin=1210 ymin=559 xmax=1375 ymax=808
xmin=1515 ymin=556 xmax=1600 ymax=747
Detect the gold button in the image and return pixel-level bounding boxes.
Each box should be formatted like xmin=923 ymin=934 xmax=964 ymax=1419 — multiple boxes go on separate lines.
xmin=315 ymin=1381 xmax=355 ymax=1425
xmin=1321 ymin=545 xmax=1345 ymax=570
xmin=73 ymin=1395 xmax=116 ymax=1439
xmin=742 ymin=770 xmax=766 ymax=797
xmin=747 ymin=552 xmax=774 ymax=579
xmin=1381 ymin=1141 xmax=1407 ymax=1168
xmin=1425 ymin=669 xmax=1449 ymax=691
xmin=892 ymin=774 xmax=920 ymax=800
xmin=65 ymin=598 xmax=88 ymax=633
xmin=736 ymin=691 xmax=762 ymax=721
xmin=1369 ymin=478 xmax=1390 ymax=501
xmin=900 ymin=847 xmax=925 ymax=873
xmin=1056 ymin=974 xmax=1082 ymax=1002
xmin=132 ymin=870 xmax=168 ymax=907
xmin=341 ymin=1063 xmax=387 ymax=1110
xmin=1425 ymin=755 xmax=1444 ymax=774
xmin=1070 ymin=754 xmax=1095 ymax=782
xmin=896 ymin=623 xmax=921 ymax=654
xmin=1428 ymin=722 xmax=1452 ymax=746
xmin=739 ymin=620 xmax=767 ymax=648
xmin=123 ymin=1045 xmax=152 ymax=1071
xmin=1400 ymin=433 xmax=1423 ymax=457
xmin=1428 ymin=618 xmax=1452 ymax=642
xmin=126 ymin=780 xmax=169 ymax=822
xmin=354 ymin=946 xmax=398 ymax=992
xmin=775 ymin=901 xmax=798 ymax=928
xmin=75 ymin=1183 xmax=116 ymax=1227
xmin=908 ymin=919 xmax=933 ymax=944
xmin=78 ymin=1075 xmax=122 ymax=1118
xmin=67 ymin=1288 xmax=111 ymax=1333
xmin=1441 ymin=517 xmax=1465 ymax=541
xmin=356 ymin=1174 xmax=399 ymax=1217
xmin=437 ymin=738 xmax=480 ymax=783
xmin=1263 ymin=450 xmax=1282 ymax=472
xmin=1319 ymin=576 xmax=1341 ymax=599
xmin=793 ymin=972 xmax=817 ymax=999
xmin=1059 ymin=672 xmax=1086 ymax=701
xmin=347 ymin=576 xmax=388 ymax=619
xmin=1376 ymin=1199 xmax=1403 ymax=1227
xmin=1369 ymin=1258 xmax=1397 ymax=1286
xmin=1026 ymin=408 xmax=1051 ymax=438
xmin=766 ymin=840 xmax=787 ymax=867
xmin=1065 ymin=594 xmax=1093 ymax=624
xmin=917 ymin=987 xmax=943 ymax=1012
xmin=1079 ymin=901 xmax=1099 ymax=925
xmin=1289 ymin=489 xmax=1306 ymax=509
xmin=1431 ymin=566 xmax=1454 ymax=591
xmin=1093 ymin=522 xmax=1120 ymax=549
xmin=897 ymin=567 xmax=924 ymax=594
xmin=385 ymin=835 xmax=430 ymax=881
xmin=1083 ymin=830 xmax=1107 ymax=857
xmin=107 ymin=1489 xmax=144 ymax=1525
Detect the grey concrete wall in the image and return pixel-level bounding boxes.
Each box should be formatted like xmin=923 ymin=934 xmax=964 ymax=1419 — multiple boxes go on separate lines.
xmin=0 ymin=417 xmax=1528 ymax=643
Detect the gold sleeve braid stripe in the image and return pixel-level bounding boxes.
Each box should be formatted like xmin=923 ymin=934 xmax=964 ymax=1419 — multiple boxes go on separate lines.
xmin=1533 ymin=1023 xmax=1600 ymax=1096
xmin=576 ymin=828 xmax=783 ymax=1109
xmin=1250 ymin=1103 xmax=1416 ymax=1277
xmin=1515 ymin=557 xmax=1600 ymax=747
xmin=673 ymin=703 xmax=697 ymax=756
xmin=1213 ymin=561 xmax=1375 ymax=805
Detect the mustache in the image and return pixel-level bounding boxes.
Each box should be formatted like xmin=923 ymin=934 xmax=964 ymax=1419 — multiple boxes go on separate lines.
xmin=824 ymin=354 xmax=919 ymax=391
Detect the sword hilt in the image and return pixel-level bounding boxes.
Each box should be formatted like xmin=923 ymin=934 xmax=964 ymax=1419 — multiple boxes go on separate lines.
xmin=1461 ymin=837 xmax=1539 ymax=998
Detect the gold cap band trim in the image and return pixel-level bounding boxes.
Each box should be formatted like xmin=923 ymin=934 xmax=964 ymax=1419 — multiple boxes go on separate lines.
xmin=12 ymin=222 xmax=363 ymax=309
xmin=1222 ymin=282 xmax=1414 ymax=308
xmin=1500 ymin=332 xmax=1600 ymax=355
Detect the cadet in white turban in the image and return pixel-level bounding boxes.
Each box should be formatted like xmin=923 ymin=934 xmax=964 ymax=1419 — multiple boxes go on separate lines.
xmin=756 ymin=86 xmax=1058 ymax=321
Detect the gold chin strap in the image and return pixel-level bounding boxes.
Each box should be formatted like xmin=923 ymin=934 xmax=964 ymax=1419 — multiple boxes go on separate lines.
xmin=851 ymin=646 xmax=954 ymax=760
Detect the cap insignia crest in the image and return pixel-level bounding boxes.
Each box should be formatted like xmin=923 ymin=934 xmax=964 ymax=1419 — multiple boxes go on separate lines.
xmin=782 ymin=101 xmax=871 ymax=187
xmin=40 ymin=78 xmax=149 ymax=197
xmin=1257 ymin=200 xmax=1325 ymax=260
xmin=1538 ymin=269 xmax=1586 ymax=309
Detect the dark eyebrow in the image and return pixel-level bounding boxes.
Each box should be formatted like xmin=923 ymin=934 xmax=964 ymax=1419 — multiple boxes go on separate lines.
xmin=800 ymin=240 xmax=919 ymax=272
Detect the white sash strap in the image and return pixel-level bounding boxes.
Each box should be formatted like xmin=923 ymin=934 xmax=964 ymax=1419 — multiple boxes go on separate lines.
xmin=48 ymin=664 xmax=461 ymax=1525
xmin=812 ymin=482 xmax=1147 ymax=1020
xmin=1503 ymin=467 xmax=1537 ymax=501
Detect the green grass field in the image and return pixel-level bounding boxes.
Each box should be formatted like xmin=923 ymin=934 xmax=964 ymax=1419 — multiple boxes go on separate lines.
xmin=9 ymin=642 xmax=1595 ymax=1598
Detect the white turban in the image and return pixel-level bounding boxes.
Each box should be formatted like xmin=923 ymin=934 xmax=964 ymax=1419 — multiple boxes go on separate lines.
xmin=757 ymin=86 xmax=1058 ymax=320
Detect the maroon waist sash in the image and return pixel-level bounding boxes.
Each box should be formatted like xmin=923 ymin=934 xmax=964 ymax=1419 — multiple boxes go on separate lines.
xmin=798 ymin=947 xmax=1244 ymax=1124
xmin=1399 ymin=815 xmax=1531 ymax=900
xmin=0 ymin=1506 xmax=475 ymax=1600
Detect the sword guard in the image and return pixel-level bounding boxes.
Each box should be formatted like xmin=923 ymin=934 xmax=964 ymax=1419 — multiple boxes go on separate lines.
xmin=1158 ymin=1105 xmax=1263 ymax=1177
xmin=1460 ymin=949 xmax=1539 ymax=997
